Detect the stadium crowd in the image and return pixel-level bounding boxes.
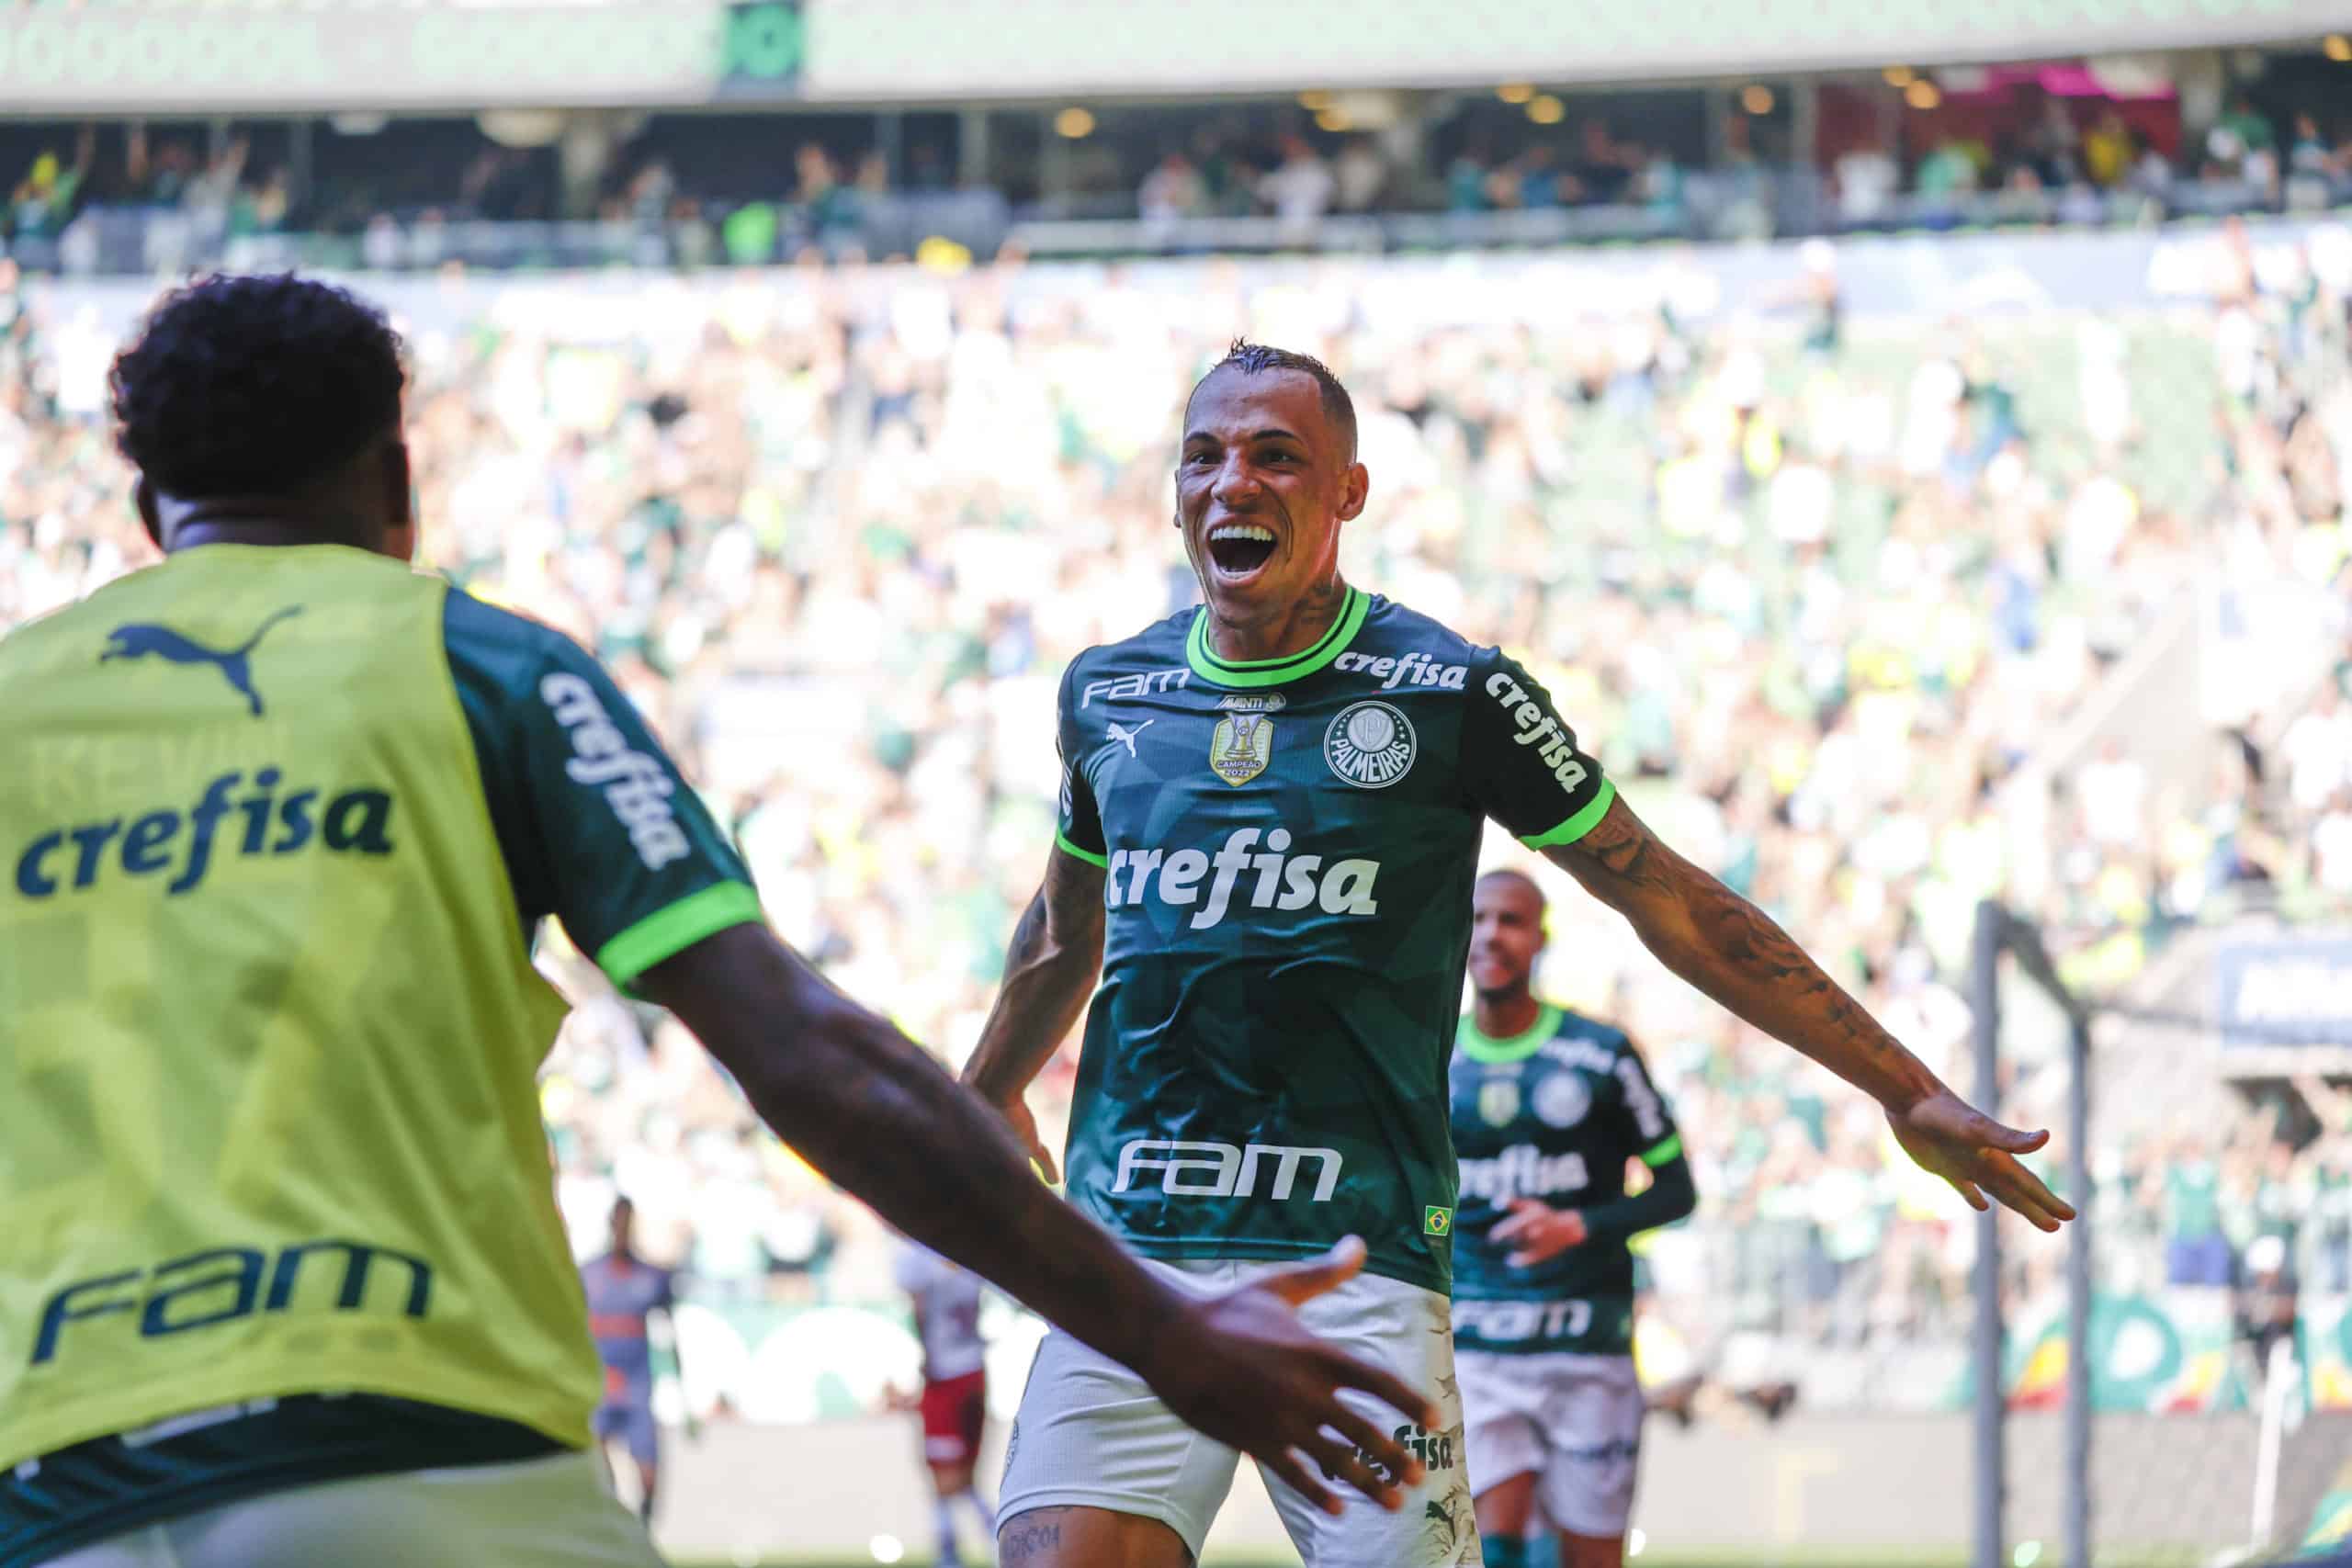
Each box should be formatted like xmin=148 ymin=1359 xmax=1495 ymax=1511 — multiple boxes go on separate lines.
xmin=1 ymin=227 xmax=2346 ymax=1401
xmin=10 ymin=75 xmax=2352 ymax=271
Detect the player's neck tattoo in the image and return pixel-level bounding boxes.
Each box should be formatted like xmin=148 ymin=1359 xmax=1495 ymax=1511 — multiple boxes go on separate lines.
xmin=1205 ymin=572 xmax=1350 ymax=663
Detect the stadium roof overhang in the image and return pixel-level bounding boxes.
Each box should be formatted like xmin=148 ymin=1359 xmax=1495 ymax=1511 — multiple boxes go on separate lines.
xmin=0 ymin=0 xmax=2345 ymax=117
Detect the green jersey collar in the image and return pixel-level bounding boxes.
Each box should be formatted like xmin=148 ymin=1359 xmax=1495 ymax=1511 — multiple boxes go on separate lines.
xmin=1184 ymin=585 xmax=1368 ymax=689
xmin=1457 ymin=1004 xmax=1561 ymax=1064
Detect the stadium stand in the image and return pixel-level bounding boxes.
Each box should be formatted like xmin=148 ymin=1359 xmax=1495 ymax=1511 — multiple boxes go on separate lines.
xmin=4 ymin=219 xmax=2345 ymax=1439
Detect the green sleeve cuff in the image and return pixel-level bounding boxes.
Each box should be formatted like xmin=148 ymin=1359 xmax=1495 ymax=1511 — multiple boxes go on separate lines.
xmin=1641 ymin=1133 xmax=1684 ymax=1168
xmin=1054 ymin=829 xmax=1109 ymax=869
xmin=595 ymin=880 xmax=765 ymax=990
xmin=1520 ymin=777 xmax=1617 ymax=851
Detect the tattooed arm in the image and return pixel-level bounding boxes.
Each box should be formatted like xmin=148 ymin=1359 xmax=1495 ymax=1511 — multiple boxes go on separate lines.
xmin=1544 ymin=796 xmax=2075 ymax=1230
xmin=639 ymin=920 xmax=1436 ymax=1511
xmin=959 ymin=844 xmax=1108 ymax=1184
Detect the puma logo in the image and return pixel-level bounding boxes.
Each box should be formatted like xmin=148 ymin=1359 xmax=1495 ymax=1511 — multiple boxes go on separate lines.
xmin=1105 ymin=718 xmax=1153 ymax=759
xmin=100 ymin=607 xmax=303 ymax=717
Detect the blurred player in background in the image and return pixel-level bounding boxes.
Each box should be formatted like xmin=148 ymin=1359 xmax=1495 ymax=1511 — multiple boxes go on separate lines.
xmin=1450 ymin=870 xmax=1696 ymax=1568
xmin=0 ymin=276 xmax=1442 ymax=1568
xmin=893 ymin=1240 xmax=998 ymax=1568
xmin=966 ymin=342 xmax=2073 ymax=1568
xmin=580 ymin=1198 xmax=684 ymax=1526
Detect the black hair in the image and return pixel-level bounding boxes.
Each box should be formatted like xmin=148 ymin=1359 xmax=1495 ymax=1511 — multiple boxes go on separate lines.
xmin=1193 ymin=338 xmax=1358 ymax=462
xmin=110 ymin=272 xmax=407 ymax=501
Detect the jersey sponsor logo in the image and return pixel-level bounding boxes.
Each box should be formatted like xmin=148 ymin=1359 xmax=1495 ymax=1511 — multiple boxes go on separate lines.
xmin=1209 ymin=711 xmax=1273 ymax=785
xmin=1457 ymin=1145 xmax=1589 ymax=1203
xmin=1483 ymin=671 xmax=1589 ymax=796
xmin=12 ymin=768 xmax=394 ymax=900
xmin=1615 ymin=1057 xmax=1668 ymax=1142
xmin=1323 ymin=700 xmax=1416 ymax=789
xmin=1104 ymin=718 xmax=1153 ymax=759
xmin=1331 ymin=650 xmax=1469 ymax=692
xmin=100 ymin=607 xmax=302 ymax=718
xmin=1080 ymin=667 xmax=1189 ymax=707
xmin=1453 ymin=1296 xmax=1596 ymax=1343
xmin=1217 ymin=693 xmax=1286 ymax=712
xmin=1102 ymin=827 xmax=1380 ymax=930
xmin=538 ymin=673 xmax=690 ymax=871
xmin=31 ymin=1236 xmax=434 ymax=1367
xmin=1330 ymin=1425 xmax=1458 ymax=1485
xmin=1111 ymin=1138 xmax=1342 ymax=1202
xmin=1476 ymin=1077 xmax=1521 ymax=1127
xmin=1533 ymin=1071 xmax=1592 ymax=1129
xmin=1543 ymin=1037 xmax=1619 ymax=1076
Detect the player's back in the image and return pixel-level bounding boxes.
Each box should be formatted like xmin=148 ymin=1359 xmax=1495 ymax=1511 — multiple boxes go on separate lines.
xmin=896 ymin=1244 xmax=987 ymax=1382
xmin=0 ymin=544 xmax=596 ymax=1471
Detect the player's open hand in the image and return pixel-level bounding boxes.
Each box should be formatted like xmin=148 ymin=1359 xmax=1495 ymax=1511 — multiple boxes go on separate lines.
xmin=1142 ymin=1236 xmax=1439 ymax=1518
xmin=998 ymin=1095 xmax=1060 ymax=1186
xmin=1491 ymin=1199 xmax=1589 ymax=1267
xmin=1887 ymin=1089 xmax=2075 ymax=1232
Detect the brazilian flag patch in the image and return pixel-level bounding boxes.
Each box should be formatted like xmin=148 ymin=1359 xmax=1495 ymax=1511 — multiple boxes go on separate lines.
xmin=1424 ymin=1206 xmax=1453 ymax=1237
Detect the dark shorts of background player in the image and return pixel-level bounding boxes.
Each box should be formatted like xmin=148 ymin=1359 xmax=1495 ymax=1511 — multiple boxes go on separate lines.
xmin=920 ymin=1370 xmax=988 ymax=1466
xmin=592 ymin=1393 xmax=661 ymax=1469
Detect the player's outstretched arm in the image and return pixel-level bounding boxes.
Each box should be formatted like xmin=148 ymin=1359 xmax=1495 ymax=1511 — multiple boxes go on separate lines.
xmin=639 ymin=923 xmax=1434 ymax=1513
xmin=957 ymin=844 xmax=1108 ymax=1184
xmin=1544 ymin=796 xmax=2075 ymax=1232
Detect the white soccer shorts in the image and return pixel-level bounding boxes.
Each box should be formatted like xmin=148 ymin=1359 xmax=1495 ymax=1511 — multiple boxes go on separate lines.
xmin=998 ymin=1256 xmax=1481 ymax=1566
xmin=42 ymin=1450 xmax=663 ymax=1568
xmin=1458 ymin=1348 xmax=1645 ymax=1538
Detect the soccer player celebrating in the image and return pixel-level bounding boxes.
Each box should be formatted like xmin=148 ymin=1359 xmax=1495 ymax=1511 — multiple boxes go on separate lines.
xmin=893 ymin=1239 xmax=998 ymax=1568
xmin=580 ymin=1198 xmax=684 ymax=1527
xmin=0 ymin=278 xmax=1439 ymax=1568
xmin=966 ymin=341 xmax=2074 ymax=1568
xmin=1452 ymin=869 xmax=1695 ymax=1568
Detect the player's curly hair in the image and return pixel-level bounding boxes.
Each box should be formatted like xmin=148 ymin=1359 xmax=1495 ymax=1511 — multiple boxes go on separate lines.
xmin=110 ymin=272 xmax=407 ymax=500
xmin=1197 ymin=338 xmax=1358 ymax=462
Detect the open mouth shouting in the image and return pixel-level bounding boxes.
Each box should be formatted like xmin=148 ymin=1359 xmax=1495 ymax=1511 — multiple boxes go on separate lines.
xmin=1204 ymin=519 xmax=1280 ymax=584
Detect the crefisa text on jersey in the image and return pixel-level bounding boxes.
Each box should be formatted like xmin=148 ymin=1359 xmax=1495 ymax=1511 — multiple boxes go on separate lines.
xmin=539 ymin=672 xmax=690 ymax=870
xmin=1102 ymin=826 xmax=1380 ymax=929
xmin=1330 ymin=649 xmax=1468 ymax=691
xmin=13 ymin=768 xmax=394 ymax=899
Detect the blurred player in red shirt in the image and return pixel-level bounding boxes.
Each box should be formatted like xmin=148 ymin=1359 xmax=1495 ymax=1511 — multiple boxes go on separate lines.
xmin=894 ymin=1239 xmax=996 ymax=1568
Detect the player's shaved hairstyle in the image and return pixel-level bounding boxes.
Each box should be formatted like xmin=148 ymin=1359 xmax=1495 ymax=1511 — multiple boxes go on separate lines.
xmin=111 ymin=271 xmax=407 ymax=505
xmin=1476 ymin=866 xmax=1546 ymax=912
xmin=1190 ymin=339 xmax=1359 ymax=463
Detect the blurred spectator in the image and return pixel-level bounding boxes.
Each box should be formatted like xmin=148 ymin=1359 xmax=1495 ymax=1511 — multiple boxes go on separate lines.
xmin=2284 ymin=676 xmax=2352 ymax=813
xmin=1332 ymin=135 xmax=1389 ymax=213
xmin=1564 ymin=118 xmax=1633 ymax=204
xmin=1256 ymin=134 xmax=1336 ymax=224
xmin=2083 ymin=109 xmax=2134 ymax=189
xmin=2165 ymin=1136 xmax=2233 ymax=1287
xmin=1915 ymin=136 xmax=1981 ymax=202
xmin=1136 ymin=152 xmax=1204 ymax=226
xmin=1835 ymin=142 xmax=1901 ymax=224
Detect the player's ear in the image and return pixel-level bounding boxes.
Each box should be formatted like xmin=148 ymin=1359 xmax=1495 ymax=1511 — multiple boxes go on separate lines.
xmin=133 ymin=477 xmax=163 ymax=550
xmin=1336 ymin=461 xmax=1369 ymax=523
xmin=380 ymin=438 xmax=417 ymax=563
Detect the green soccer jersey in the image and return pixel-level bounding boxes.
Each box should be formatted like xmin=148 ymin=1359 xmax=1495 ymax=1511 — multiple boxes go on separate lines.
xmin=1052 ymin=587 xmax=1615 ymax=1294
xmin=1449 ymin=1006 xmax=1683 ymax=1355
